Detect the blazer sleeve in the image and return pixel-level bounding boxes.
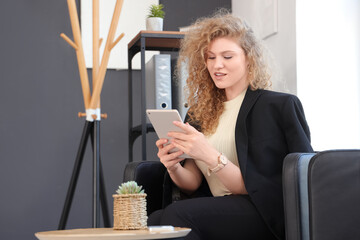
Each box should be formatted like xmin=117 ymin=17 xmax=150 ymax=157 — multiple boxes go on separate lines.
xmin=281 ymin=95 xmax=313 ymax=153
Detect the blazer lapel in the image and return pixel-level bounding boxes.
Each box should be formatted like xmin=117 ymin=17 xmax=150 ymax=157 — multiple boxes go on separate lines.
xmin=235 ymin=88 xmax=262 ymax=178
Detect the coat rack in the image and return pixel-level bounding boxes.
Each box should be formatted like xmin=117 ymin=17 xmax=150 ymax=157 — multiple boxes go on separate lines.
xmin=58 ymin=0 xmax=124 ymax=229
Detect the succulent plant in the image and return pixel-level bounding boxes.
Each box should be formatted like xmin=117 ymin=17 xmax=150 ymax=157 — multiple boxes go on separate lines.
xmin=116 ymin=181 xmax=145 ymax=194
xmin=147 ymin=4 xmax=165 ymax=19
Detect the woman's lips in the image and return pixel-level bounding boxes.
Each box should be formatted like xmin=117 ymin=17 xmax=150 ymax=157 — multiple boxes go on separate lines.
xmin=214 ymin=72 xmax=226 ymax=79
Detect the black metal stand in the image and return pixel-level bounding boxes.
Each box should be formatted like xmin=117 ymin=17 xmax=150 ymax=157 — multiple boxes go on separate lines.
xmin=58 ymin=120 xmax=110 ymax=230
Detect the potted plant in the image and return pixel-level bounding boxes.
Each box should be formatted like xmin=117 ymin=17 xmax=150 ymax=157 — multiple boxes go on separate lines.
xmin=113 ymin=181 xmax=147 ymax=230
xmin=146 ymin=4 xmax=165 ymax=31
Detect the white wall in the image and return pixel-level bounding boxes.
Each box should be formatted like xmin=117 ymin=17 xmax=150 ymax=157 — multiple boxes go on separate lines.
xmin=233 ymin=0 xmax=360 ymax=150
xmin=297 ymin=0 xmax=360 ymax=150
xmin=232 ymin=0 xmax=297 ymax=94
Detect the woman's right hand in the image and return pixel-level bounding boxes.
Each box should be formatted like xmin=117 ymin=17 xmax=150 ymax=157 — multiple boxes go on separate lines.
xmin=156 ymin=138 xmax=185 ymax=173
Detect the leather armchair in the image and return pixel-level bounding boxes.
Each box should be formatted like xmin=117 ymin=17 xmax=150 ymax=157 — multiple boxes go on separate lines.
xmin=283 ymin=150 xmax=360 ymax=240
xmin=124 ymin=150 xmax=360 ymax=239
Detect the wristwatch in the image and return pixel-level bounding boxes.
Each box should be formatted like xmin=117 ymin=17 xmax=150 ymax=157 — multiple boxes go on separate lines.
xmin=207 ymin=153 xmax=228 ymax=176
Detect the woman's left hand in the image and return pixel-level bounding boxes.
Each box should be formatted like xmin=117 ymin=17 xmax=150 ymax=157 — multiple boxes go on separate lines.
xmin=168 ymin=121 xmax=219 ymax=166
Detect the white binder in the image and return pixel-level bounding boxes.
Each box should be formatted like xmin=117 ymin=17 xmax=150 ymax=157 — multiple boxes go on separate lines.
xmin=145 ymin=54 xmax=172 ymax=112
xmin=171 ymin=59 xmax=189 ymax=121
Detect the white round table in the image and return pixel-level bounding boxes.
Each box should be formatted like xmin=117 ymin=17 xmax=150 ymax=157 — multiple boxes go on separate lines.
xmin=35 ymin=227 xmax=191 ymax=240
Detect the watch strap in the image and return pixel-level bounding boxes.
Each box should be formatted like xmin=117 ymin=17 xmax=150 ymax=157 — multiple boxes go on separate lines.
xmin=207 ymin=153 xmax=227 ymax=176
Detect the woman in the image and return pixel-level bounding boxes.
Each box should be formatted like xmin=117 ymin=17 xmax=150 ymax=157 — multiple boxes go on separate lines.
xmin=148 ymin=11 xmax=313 ymax=240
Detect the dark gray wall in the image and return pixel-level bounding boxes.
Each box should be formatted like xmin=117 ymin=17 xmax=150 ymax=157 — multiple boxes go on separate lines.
xmin=160 ymin=0 xmax=231 ymax=30
xmin=0 ymin=0 xmax=230 ymax=239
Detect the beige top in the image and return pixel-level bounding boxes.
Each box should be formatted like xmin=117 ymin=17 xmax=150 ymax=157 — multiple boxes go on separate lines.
xmin=195 ymin=90 xmax=246 ymax=196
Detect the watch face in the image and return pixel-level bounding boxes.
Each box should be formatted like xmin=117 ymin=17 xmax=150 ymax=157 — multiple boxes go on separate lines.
xmin=220 ymin=155 xmax=227 ymax=165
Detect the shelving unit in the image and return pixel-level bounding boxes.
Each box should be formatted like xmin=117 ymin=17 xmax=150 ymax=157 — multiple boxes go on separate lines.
xmin=128 ymin=31 xmax=185 ymax=162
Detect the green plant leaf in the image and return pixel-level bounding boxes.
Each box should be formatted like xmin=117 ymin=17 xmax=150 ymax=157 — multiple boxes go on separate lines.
xmin=147 ymin=4 xmax=165 ymax=18
xmin=116 ymin=181 xmax=145 ymax=194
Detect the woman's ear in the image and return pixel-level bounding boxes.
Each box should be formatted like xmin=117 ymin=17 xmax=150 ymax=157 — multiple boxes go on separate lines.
xmin=246 ymin=58 xmax=253 ymax=77
xmin=246 ymin=57 xmax=251 ymax=71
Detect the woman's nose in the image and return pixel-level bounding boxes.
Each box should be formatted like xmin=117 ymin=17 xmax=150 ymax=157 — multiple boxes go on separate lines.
xmin=214 ymin=57 xmax=224 ymax=69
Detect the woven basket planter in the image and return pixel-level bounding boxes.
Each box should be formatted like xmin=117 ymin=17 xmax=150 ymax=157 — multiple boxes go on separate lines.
xmin=113 ymin=193 xmax=147 ymax=230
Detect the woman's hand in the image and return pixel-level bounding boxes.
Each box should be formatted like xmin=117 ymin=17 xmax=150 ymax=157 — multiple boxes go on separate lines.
xmin=168 ymin=121 xmax=219 ymax=167
xmin=156 ymin=138 xmax=185 ymax=172
xmin=166 ymin=121 xmax=247 ymax=195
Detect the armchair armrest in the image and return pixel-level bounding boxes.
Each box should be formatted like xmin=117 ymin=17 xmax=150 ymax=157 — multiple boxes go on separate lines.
xmin=123 ymin=161 xmax=166 ymax=215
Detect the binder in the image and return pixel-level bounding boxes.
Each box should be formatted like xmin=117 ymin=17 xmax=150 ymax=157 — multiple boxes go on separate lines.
xmin=145 ymin=54 xmax=172 ymax=113
xmin=171 ymin=58 xmax=189 ymax=121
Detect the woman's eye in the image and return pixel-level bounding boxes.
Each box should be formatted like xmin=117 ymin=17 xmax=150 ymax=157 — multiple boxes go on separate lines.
xmin=208 ymin=56 xmax=216 ymax=60
xmin=224 ymin=56 xmax=232 ymax=59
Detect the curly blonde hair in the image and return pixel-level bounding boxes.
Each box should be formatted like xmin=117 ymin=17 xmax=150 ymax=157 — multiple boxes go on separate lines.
xmin=177 ymin=10 xmax=272 ymax=135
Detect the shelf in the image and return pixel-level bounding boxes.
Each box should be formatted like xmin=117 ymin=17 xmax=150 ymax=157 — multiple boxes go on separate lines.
xmin=127 ymin=31 xmax=185 ymax=162
xmin=128 ymin=31 xmax=185 ymax=60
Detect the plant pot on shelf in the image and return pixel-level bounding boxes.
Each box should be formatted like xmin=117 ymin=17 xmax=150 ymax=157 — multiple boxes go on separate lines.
xmin=113 ymin=193 xmax=148 ymax=230
xmin=146 ymin=17 xmax=163 ymax=31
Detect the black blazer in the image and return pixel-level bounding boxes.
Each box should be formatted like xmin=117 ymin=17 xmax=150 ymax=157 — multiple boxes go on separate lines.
xmin=163 ymin=88 xmax=313 ymax=240
xmin=236 ymin=89 xmax=313 ymax=239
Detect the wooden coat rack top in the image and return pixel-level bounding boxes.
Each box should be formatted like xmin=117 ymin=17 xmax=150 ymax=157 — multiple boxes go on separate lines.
xmin=60 ymin=0 xmax=124 ymax=120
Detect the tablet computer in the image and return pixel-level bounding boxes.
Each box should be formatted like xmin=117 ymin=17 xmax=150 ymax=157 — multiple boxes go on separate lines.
xmin=146 ymin=109 xmax=190 ymax=159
